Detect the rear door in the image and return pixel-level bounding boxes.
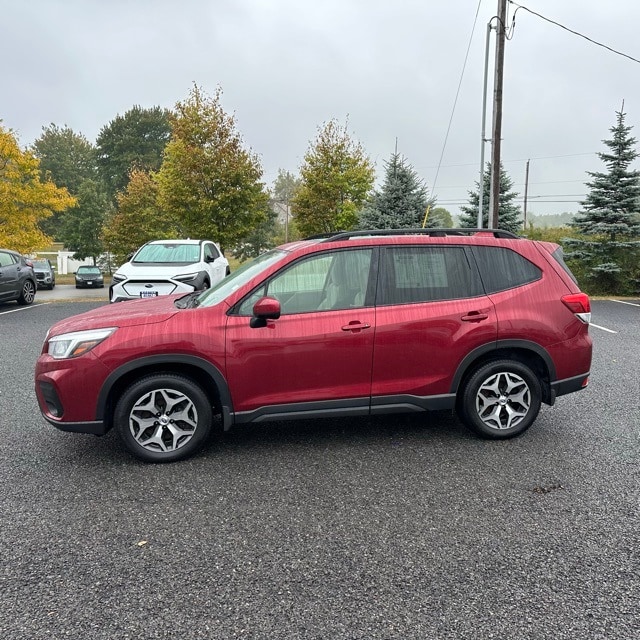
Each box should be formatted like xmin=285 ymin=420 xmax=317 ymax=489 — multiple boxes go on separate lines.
xmin=370 ymin=245 xmax=497 ymax=406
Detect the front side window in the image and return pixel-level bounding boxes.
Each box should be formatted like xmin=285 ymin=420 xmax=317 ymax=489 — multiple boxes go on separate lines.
xmin=378 ymin=246 xmax=482 ymax=305
xmin=204 ymin=243 xmax=220 ymax=261
xmin=237 ymin=249 xmax=373 ymax=315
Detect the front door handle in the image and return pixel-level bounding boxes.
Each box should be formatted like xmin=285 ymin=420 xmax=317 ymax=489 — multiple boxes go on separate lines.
xmin=461 ymin=311 xmax=489 ymax=322
xmin=341 ymin=321 xmax=371 ymax=332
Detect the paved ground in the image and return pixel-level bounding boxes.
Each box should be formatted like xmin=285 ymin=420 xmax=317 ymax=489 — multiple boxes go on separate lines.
xmin=0 ymin=299 xmax=638 ymax=639
xmin=34 ymin=283 xmax=111 ymax=303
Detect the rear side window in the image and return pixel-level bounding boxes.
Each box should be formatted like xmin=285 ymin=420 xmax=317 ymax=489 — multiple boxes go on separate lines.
xmin=0 ymin=252 xmax=15 ymax=268
xmin=471 ymin=246 xmax=541 ymax=294
xmin=378 ymin=246 xmax=483 ymax=305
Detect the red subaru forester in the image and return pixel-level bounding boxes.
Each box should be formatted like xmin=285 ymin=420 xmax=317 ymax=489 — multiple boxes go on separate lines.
xmin=35 ymin=230 xmax=592 ymax=462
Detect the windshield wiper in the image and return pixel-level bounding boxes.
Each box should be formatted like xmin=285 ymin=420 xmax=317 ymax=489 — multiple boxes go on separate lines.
xmin=175 ymin=292 xmax=200 ymax=309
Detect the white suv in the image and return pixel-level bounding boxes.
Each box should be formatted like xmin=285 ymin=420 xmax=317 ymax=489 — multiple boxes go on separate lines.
xmin=110 ymin=239 xmax=229 ymax=303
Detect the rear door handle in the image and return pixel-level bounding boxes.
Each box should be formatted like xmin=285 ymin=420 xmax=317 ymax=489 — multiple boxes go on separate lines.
xmin=342 ymin=321 xmax=371 ymax=332
xmin=461 ymin=311 xmax=489 ymax=322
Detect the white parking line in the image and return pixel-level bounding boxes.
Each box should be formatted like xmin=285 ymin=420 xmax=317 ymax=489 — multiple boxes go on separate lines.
xmin=610 ymin=299 xmax=640 ymax=307
xmin=0 ymin=303 xmax=50 ymax=316
xmin=590 ymin=323 xmax=618 ymax=334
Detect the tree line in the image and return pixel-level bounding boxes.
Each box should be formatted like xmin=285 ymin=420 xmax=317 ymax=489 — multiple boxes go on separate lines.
xmin=1 ymin=85 xmax=639 ymax=294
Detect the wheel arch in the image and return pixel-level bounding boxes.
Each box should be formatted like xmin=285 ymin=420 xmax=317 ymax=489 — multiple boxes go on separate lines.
xmin=451 ymin=340 xmax=556 ymax=405
xmin=97 ymin=355 xmax=233 ymax=432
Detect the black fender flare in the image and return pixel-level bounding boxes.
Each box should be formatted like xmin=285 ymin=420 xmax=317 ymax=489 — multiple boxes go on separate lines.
xmin=96 ymin=354 xmax=234 ymax=429
xmin=449 ymin=339 xmax=556 ymax=394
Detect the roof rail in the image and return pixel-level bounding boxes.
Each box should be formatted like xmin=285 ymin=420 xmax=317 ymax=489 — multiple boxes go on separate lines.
xmin=313 ymin=228 xmax=520 ymax=242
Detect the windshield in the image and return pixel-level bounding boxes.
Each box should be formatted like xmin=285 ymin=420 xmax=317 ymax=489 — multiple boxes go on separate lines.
xmin=78 ymin=266 xmax=101 ymax=274
xmin=134 ymin=243 xmax=200 ymax=263
xmin=33 ymin=260 xmax=50 ymax=268
xmin=194 ymin=249 xmax=288 ymax=308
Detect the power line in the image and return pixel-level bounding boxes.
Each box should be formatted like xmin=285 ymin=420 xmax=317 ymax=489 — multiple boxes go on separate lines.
xmin=509 ymin=1 xmax=640 ymax=65
xmin=429 ymin=0 xmax=483 ymax=192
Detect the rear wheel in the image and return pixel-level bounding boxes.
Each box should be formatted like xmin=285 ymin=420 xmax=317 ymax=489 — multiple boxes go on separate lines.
xmin=115 ymin=374 xmax=213 ymax=462
xmin=457 ymin=360 xmax=541 ymax=439
xmin=17 ymin=280 xmax=36 ymax=305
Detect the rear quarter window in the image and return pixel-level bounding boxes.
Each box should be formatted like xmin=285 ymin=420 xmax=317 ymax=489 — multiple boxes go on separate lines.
xmin=471 ymin=246 xmax=542 ymax=294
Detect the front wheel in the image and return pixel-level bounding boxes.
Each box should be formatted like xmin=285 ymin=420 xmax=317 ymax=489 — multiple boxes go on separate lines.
xmin=17 ymin=280 xmax=36 ymax=305
xmin=457 ymin=360 xmax=541 ymax=439
xmin=115 ymin=374 xmax=213 ymax=462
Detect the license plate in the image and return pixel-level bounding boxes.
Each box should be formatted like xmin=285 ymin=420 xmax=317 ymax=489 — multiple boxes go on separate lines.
xmin=140 ymin=291 xmax=158 ymax=298
xmin=87 ymin=281 xmax=93 ymax=285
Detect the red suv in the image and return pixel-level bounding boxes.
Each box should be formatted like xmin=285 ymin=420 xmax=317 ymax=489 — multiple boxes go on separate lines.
xmin=35 ymin=229 xmax=592 ymax=462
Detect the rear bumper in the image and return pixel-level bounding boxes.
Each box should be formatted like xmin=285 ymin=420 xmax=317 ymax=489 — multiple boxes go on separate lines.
xmin=550 ymin=372 xmax=590 ymax=398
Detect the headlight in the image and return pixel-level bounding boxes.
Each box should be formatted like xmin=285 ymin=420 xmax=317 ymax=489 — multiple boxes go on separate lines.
xmin=47 ymin=328 xmax=117 ymax=359
xmin=174 ymin=272 xmax=199 ymax=283
xmin=111 ymin=273 xmax=126 ymax=283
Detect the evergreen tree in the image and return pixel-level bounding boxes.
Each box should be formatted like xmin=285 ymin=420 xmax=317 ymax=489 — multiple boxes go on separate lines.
xmin=459 ymin=162 xmax=522 ymax=233
xmin=565 ymin=108 xmax=640 ymax=293
xmin=358 ymin=152 xmax=436 ymax=229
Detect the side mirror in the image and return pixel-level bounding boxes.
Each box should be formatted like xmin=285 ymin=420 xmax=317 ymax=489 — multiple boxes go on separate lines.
xmin=250 ymin=296 xmax=281 ymax=328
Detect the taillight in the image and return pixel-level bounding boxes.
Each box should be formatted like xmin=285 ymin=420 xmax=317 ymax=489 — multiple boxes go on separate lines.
xmin=562 ymin=293 xmax=591 ymax=324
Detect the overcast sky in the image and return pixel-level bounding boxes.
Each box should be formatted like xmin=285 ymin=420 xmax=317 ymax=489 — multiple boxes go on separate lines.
xmin=3 ymin=0 xmax=640 ymax=220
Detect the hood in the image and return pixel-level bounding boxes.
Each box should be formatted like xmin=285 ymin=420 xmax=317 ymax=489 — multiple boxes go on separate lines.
xmin=48 ymin=295 xmax=181 ymax=337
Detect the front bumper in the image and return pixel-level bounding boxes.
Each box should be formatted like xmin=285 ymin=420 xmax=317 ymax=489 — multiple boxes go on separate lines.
xmin=110 ymin=278 xmax=197 ymax=303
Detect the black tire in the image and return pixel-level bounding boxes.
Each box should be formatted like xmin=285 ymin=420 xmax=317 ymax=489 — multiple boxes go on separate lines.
xmin=115 ymin=374 xmax=213 ymax=462
xmin=457 ymin=360 xmax=541 ymax=439
xmin=17 ymin=279 xmax=36 ymax=305
xmin=225 ymin=267 xmax=231 ymax=276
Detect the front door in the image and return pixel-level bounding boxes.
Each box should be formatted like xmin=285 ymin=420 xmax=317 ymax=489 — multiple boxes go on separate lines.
xmin=225 ymin=248 xmax=375 ymax=421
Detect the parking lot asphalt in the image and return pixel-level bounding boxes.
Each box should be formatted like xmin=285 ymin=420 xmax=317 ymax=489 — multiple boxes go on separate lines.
xmin=0 ymin=299 xmax=638 ymax=639
xmin=33 ymin=283 xmax=110 ymax=303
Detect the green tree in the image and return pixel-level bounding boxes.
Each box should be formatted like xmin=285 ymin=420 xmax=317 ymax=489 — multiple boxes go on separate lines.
xmin=96 ymin=105 xmax=171 ymax=201
xmin=61 ymin=179 xmax=110 ymax=263
xmin=358 ymin=152 xmax=435 ymax=229
xmin=233 ymin=201 xmax=278 ymax=261
xmin=102 ymin=169 xmax=180 ymax=265
xmin=459 ymin=162 xmax=522 ymax=233
xmin=32 ymin=124 xmax=98 ymax=238
xmin=272 ymin=169 xmax=301 ymax=242
xmin=156 ymin=85 xmax=268 ymax=252
xmin=565 ymin=108 xmax=640 ymax=293
xmin=292 ymin=119 xmax=375 ymax=236
xmin=0 ymin=125 xmax=75 ymax=253
xmin=429 ymin=207 xmax=454 ymax=227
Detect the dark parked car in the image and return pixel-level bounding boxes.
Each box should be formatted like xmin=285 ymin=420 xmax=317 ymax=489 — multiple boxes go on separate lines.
xmin=75 ymin=265 xmax=104 ymax=288
xmin=33 ymin=259 xmax=56 ymax=289
xmin=36 ymin=229 xmax=592 ymax=462
xmin=0 ymin=249 xmax=37 ymax=305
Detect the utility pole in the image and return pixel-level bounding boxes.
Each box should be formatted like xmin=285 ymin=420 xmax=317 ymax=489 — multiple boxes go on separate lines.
xmin=489 ymin=0 xmax=507 ymax=229
xmin=523 ymin=159 xmax=530 ymax=229
xmin=478 ymin=21 xmax=493 ymax=229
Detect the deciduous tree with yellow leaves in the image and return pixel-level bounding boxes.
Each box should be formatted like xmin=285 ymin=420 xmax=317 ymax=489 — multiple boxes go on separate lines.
xmin=0 ymin=125 xmax=75 ymax=254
